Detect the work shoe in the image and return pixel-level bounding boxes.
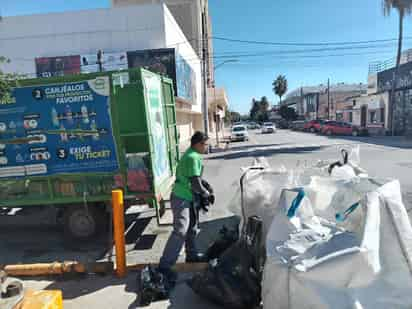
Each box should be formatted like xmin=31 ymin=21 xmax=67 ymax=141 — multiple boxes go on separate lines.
xmin=186 ymin=252 xmax=208 ymax=263
xmin=157 ymin=267 xmax=178 ymax=289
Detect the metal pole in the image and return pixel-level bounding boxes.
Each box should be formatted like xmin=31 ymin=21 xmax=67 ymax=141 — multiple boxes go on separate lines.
xmin=112 ymin=190 xmax=126 ymax=278
xmin=327 ymin=78 xmax=330 ymax=120
xmin=214 ymin=87 xmax=219 ymax=146
xmin=202 ymin=12 xmax=209 ymax=137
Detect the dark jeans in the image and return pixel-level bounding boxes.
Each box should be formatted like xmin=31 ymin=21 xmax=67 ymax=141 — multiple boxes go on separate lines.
xmin=159 ymin=194 xmax=199 ymax=270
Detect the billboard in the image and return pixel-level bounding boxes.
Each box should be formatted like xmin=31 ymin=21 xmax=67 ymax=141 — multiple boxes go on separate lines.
xmin=35 ymin=55 xmax=81 ymax=78
xmin=0 ymin=77 xmax=118 ymax=178
xmin=81 ymin=52 xmax=128 ymax=73
xmin=377 ymin=61 xmax=412 ymax=93
xmin=127 ymin=49 xmax=177 ymax=92
xmin=175 ymin=52 xmax=197 ymax=104
xmin=127 ymin=48 xmax=196 ymax=103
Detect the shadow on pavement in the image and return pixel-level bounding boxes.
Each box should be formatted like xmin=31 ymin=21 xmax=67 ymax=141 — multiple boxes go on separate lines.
xmin=209 ymin=145 xmax=326 ymax=161
xmin=40 ymin=216 xmax=241 ymax=309
xmin=0 ymin=223 xmax=108 ymax=265
xmin=227 ymin=143 xmax=290 ymax=153
xmin=0 ymin=210 xmax=156 ymax=265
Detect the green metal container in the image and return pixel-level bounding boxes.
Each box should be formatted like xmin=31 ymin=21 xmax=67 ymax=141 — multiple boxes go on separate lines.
xmin=0 ymin=68 xmax=179 ymax=239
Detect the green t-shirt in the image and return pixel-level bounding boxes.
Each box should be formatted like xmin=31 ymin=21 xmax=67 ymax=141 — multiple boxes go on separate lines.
xmin=172 ymin=147 xmax=203 ymax=201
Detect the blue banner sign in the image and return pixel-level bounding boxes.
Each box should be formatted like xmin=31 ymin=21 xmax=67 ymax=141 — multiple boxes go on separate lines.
xmin=0 ymin=77 xmax=119 ymax=178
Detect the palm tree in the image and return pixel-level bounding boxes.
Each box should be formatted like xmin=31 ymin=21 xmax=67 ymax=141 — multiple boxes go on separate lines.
xmin=272 ymin=75 xmax=288 ymax=104
xmin=383 ymin=0 xmax=412 ymax=135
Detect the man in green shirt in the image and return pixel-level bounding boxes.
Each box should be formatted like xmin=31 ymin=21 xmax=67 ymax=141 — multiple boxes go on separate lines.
xmin=158 ymin=131 xmax=214 ymax=287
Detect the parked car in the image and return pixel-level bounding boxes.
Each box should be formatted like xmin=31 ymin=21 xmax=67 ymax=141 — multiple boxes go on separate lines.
xmin=321 ymin=121 xmax=360 ymax=136
xmin=291 ymin=120 xmax=306 ymax=131
xmin=276 ymin=119 xmax=290 ymax=129
xmin=261 ymin=122 xmax=276 ymax=134
xmin=247 ymin=122 xmax=259 ymax=130
xmin=231 ymin=125 xmax=249 ymax=141
xmin=304 ymin=119 xmax=326 ymax=133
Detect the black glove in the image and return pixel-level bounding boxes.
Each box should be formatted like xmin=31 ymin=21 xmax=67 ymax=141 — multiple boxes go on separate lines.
xmin=201 ymin=180 xmax=213 ymax=194
xmin=200 ymin=195 xmax=210 ymax=212
xmin=208 ymin=194 xmax=215 ymax=205
xmin=201 ymin=204 xmax=210 ymax=213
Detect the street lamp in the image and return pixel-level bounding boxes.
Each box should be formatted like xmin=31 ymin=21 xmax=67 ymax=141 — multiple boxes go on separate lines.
xmin=214 ymin=59 xmax=238 ymax=71
xmin=212 ymin=59 xmax=237 ymax=146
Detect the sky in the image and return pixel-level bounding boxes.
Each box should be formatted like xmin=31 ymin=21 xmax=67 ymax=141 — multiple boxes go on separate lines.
xmin=2 ymin=0 xmax=412 ymax=114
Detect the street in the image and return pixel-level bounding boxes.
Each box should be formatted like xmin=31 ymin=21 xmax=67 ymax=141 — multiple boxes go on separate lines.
xmin=2 ymin=129 xmax=412 ymax=308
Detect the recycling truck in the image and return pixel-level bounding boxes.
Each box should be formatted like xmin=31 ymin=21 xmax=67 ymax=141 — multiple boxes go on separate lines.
xmin=0 ymin=69 xmax=179 ymax=241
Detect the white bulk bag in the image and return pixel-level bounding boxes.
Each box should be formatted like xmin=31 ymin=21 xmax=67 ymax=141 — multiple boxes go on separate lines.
xmin=263 ymin=179 xmax=412 ymax=309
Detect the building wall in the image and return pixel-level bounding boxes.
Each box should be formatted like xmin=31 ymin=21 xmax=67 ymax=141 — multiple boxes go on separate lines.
xmin=111 ymin=0 xmax=204 ymax=57
xmin=163 ymin=6 xmax=202 ymax=111
xmin=0 ymin=4 xmax=204 ymax=146
xmin=0 ymin=5 xmax=170 ymax=75
xmin=317 ymin=90 xmax=364 ymax=119
xmin=176 ymin=110 xmax=194 ymax=147
xmin=342 ymin=93 xmax=389 ymax=134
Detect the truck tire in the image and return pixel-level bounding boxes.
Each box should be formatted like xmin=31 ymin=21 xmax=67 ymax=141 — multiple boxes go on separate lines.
xmin=63 ymin=204 xmax=107 ymax=242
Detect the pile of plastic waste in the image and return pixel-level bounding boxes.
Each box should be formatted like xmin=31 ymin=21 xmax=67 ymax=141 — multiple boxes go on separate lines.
xmin=194 ymin=146 xmax=412 ymax=309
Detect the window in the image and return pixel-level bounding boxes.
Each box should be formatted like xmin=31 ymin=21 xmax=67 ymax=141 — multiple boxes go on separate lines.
xmin=353 ymin=100 xmax=356 ymax=107
xmin=380 ymin=108 xmax=385 ymax=123
xmin=349 ymin=112 xmax=353 ymax=123
xmin=405 ymin=89 xmax=412 ymax=106
xmin=370 ymin=111 xmax=377 ymax=123
xmin=232 ymin=126 xmax=246 ymax=132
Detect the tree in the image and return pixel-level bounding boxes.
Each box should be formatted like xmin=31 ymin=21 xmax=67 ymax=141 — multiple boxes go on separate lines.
xmin=256 ymin=96 xmax=270 ymax=122
xmin=0 ymin=57 xmax=20 ymax=102
xmin=249 ymin=98 xmax=260 ymax=120
xmin=383 ymin=0 xmax=412 ymax=135
xmin=272 ymin=75 xmax=288 ymax=104
xmin=225 ymin=109 xmax=241 ymax=124
xmin=259 ymin=96 xmax=269 ymax=112
xmin=279 ymin=105 xmax=297 ymax=121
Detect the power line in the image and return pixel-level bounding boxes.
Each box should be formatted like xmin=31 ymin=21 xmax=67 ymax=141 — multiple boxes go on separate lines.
xmin=213 ymin=35 xmax=412 ymax=46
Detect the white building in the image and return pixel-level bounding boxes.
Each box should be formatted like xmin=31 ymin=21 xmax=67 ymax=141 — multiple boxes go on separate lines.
xmin=110 ymin=0 xmax=227 ymax=138
xmin=0 ymin=3 xmax=203 ymax=145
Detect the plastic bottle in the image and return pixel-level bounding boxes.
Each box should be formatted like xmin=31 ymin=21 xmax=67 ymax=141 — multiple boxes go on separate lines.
xmin=51 ymin=108 xmax=59 ymax=127
xmin=60 ymin=124 xmax=68 ymax=142
xmin=90 ymin=120 xmax=99 ymax=141
xmin=81 ymin=105 xmax=89 ymax=124
xmin=65 ymin=105 xmax=73 ymax=125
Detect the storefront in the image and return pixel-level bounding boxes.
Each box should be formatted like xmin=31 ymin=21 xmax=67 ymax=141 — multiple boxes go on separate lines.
xmin=338 ymin=93 xmax=388 ymax=135
xmin=377 ymin=61 xmax=412 ymax=135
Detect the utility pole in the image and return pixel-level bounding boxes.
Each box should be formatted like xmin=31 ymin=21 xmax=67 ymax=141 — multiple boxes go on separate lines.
xmin=214 ymin=86 xmax=219 ymax=146
xmin=327 ymin=78 xmax=330 ymax=120
xmin=97 ymin=50 xmax=103 ymax=72
xmin=300 ymin=87 xmax=304 ymax=116
xmin=201 ymin=8 xmax=209 ymax=137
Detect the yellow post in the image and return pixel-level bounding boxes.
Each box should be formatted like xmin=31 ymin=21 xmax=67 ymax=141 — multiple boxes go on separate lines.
xmin=112 ymin=189 xmax=126 ymax=278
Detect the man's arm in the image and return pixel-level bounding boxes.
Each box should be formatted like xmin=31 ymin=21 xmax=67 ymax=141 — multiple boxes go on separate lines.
xmin=191 ymin=176 xmax=210 ymax=197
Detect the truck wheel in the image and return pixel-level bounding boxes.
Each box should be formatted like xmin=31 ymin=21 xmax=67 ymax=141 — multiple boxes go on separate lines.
xmin=63 ymin=205 xmax=107 ymax=242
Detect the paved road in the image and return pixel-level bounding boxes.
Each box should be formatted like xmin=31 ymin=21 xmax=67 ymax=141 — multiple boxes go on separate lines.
xmin=2 ymin=129 xmax=412 ymax=308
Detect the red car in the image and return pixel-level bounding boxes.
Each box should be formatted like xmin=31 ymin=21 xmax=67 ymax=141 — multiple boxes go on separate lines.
xmin=321 ymin=121 xmax=360 ymax=136
xmin=304 ymin=119 xmax=326 ymax=132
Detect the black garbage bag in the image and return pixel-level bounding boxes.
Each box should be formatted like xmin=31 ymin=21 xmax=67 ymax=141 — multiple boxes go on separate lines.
xmin=137 ymin=266 xmax=169 ymax=307
xmin=205 ymin=225 xmax=239 ymax=261
xmin=188 ymin=216 xmax=264 ymax=309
